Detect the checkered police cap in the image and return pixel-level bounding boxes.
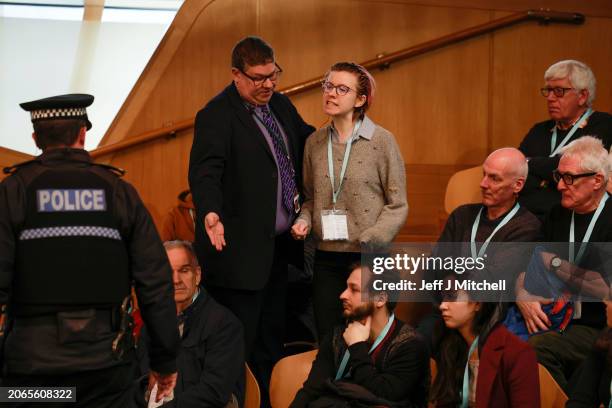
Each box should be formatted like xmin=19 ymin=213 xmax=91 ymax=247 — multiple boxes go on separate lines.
xmin=20 ymin=94 xmax=94 ymax=130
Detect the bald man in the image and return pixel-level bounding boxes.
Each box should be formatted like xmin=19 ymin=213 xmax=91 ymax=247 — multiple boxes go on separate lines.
xmin=418 ymin=148 xmax=542 ymax=350
xmin=439 ymin=148 xmax=541 ymax=243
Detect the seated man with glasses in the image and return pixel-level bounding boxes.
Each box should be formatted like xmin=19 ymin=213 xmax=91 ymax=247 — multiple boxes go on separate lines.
xmin=513 ymin=136 xmax=612 ymax=393
xmin=518 ymin=60 xmax=612 ymax=220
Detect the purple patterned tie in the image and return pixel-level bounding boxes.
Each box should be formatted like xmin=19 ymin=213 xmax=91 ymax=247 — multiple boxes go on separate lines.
xmin=259 ymin=105 xmax=297 ymax=213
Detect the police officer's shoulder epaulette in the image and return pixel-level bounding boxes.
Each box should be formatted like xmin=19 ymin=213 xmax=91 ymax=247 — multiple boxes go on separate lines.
xmin=92 ymin=162 xmax=126 ymax=177
xmin=2 ymin=159 xmax=38 ymax=175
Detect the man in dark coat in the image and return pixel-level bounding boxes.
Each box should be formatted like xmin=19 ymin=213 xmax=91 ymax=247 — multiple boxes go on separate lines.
xmin=188 ymin=36 xmax=314 ymax=400
xmin=137 ymin=240 xmax=243 ymax=407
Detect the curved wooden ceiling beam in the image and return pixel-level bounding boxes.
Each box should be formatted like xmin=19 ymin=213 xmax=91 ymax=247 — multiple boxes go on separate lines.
xmin=99 ymin=0 xmax=218 ymax=148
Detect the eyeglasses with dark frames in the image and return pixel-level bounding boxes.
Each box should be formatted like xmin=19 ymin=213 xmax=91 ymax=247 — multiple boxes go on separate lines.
xmin=552 ymin=170 xmax=597 ymax=185
xmin=239 ymin=63 xmax=283 ymax=87
xmin=540 ymin=87 xmax=575 ymax=98
xmin=321 ymin=81 xmax=356 ymax=96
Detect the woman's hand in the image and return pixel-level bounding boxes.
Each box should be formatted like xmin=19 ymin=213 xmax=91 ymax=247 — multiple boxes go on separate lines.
xmin=291 ymin=219 xmax=309 ymax=240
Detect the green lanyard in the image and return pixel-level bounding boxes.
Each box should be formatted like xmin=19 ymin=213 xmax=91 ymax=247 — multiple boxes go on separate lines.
xmin=608 ymin=378 xmax=611 ymax=408
xmin=327 ymin=120 xmax=362 ymax=207
xmin=470 ymin=203 xmax=520 ymax=259
xmin=570 ymin=192 xmax=608 ymax=264
xmin=461 ymin=336 xmax=479 ymax=408
xmin=334 ymin=313 xmax=394 ymax=380
xmin=550 ymin=108 xmax=593 ymax=157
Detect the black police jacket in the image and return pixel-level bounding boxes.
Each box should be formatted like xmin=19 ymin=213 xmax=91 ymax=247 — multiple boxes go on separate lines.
xmin=0 ymin=148 xmax=179 ymax=374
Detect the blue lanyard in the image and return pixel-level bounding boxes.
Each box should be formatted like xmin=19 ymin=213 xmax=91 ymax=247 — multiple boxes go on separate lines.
xmin=570 ymin=192 xmax=608 ymax=264
xmin=461 ymin=336 xmax=479 ymax=408
xmin=470 ymin=203 xmax=520 ymax=259
xmin=550 ymin=108 xmax=593 ymax=157
xmin=327 ymin=120 xmax=362 ymax=206
xmin=334 ymin=313 xmax=394 ymax=380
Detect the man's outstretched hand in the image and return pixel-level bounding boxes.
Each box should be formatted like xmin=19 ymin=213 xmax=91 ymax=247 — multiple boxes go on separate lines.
xmin=204 ymin=212 xmax=226 ymax=251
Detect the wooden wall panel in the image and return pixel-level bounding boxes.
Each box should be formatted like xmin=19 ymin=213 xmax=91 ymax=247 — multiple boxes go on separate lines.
xmin=103 ymin=129 xmax=192 ymax=232
xmin=276 ymin=1 xmax=493 ymax=165
xmin=0 ymin=147 xmax=32 ymax=182
xmin=398 ymin=163 xmax=471 ymax=241
xmin=92 ymin=0 xmax=612 ymax=241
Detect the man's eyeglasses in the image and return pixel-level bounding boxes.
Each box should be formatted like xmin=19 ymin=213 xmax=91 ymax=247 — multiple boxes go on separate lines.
xmin=240 ymin=63 xmax=283 ymax=87
xmin=321 ymin=81 xmax=355 ymax=96
xmin=540 ymin=87 xmax=575 ymax=98
xmin=552 ymin=170 xmax=597 ymax=185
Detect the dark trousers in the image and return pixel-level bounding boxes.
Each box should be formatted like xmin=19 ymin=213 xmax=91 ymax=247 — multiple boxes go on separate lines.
xmin=3 ymin=362 xmax=135 ymax=408
xmin=208 ymin=236 xmax=288 ymax=408
xmin=528 ymin=324 xmax=599 ymax=393
xmin=312 ymin=250 xmax=361 ymax=341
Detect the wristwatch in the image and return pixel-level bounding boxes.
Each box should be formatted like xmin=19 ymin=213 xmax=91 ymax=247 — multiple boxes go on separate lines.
xmin=550 ymin=256 xmax=562 ymax=271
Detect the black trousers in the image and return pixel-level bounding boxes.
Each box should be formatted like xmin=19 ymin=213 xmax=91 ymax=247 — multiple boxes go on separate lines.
xmin=3 ymin=362 xmax=135 ymax=408
xmin=312 ymin=250 xmax=361 ymax=341
xmin=207 ymin=235 xmax=289 ymax=408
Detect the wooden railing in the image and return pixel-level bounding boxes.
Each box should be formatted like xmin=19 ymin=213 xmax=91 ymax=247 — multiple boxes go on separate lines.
xmin=90 ymin=118 xmax=193 ymax=159
xmin=90 ymin=9 xmax=584 ymax=159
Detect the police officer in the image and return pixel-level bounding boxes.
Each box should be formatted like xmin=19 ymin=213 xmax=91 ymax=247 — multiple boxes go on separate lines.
xmin=0 ymin=94 xmax=179 ymax=407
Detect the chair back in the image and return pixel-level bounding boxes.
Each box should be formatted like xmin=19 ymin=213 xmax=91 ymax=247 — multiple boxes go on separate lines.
xmin=245 ymin=363 xmax=260 ymax=408
xmin=444 ymin=165 xmax=482 ymax=214
xmin=270 ymin=350 xmax=318 ymax=408
xmin=538 ymin=363 xmax=568 ymax=408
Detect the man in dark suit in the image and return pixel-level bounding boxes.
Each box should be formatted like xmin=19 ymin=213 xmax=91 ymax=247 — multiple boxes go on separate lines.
xmin=188 ymin=36 xmax=314 ymax=403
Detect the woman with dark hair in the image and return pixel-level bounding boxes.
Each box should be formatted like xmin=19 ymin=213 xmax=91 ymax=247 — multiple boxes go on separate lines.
xmin=566 ymin=299 xmax=612 ymax=407
xmin=432 ymin=286 xmax=539 ymax=407
xmin=290 ymin=62 xmax=408 ymax=340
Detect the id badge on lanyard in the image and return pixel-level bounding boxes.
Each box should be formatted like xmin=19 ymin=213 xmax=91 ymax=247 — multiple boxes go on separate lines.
xmin=321 ymin=209 xmax=349 ymax=241
xmin=322 ymin=120 xmax=362 ymax=241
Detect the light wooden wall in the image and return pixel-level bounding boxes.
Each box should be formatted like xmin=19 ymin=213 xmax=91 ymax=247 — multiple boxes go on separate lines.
xmin=90 ymin=0 xmax=612 ymax=240
xmin=0 ymin=147 xmax=33 ymax=182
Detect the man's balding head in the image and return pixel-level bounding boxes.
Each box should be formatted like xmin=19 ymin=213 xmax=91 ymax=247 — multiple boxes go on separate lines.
xmin=486 ymin=148 xmax=528 ymax=179
xmin=480 ymin=148 xmax=527 ymax=216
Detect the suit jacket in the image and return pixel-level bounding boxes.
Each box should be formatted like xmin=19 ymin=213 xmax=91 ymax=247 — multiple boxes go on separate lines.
xmin=475 ymin=324 xmax=540 ymax=408
xmin=188 ymin=83 xmax=314 ymax=290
